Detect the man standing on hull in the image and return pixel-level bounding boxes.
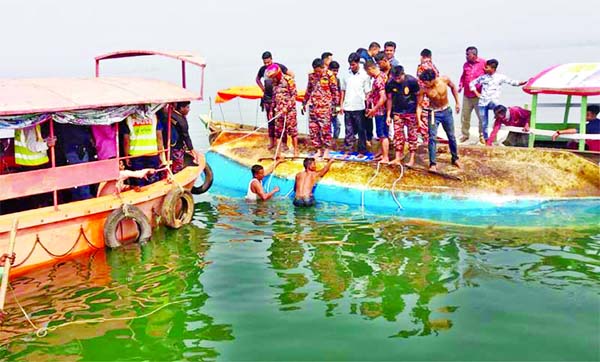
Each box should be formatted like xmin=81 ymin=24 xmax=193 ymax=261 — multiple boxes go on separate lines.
xmin=256 ymin=51 xmax=293 ymax=149
xmin=340 ymin=52 xmax=371 ymax=156
xmin=303 ymin=58 xmax=339 ymax=159
xmin=266 ymin=64 xmax=299 ymax=158
xmin=458 ymin=46 xmax=486 ymax=143
xmin=386 ymin=66 xmax=420 ymax=166
xmin=417 ymin=69 xmax=461 ymax=171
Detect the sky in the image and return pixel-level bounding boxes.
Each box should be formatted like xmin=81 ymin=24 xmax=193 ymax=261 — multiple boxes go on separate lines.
xmin=1 ymin=0 xmax=599 ymax=122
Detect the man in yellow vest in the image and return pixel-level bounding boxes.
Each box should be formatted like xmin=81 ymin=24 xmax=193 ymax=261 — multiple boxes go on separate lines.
xmin=13 ymin=124 xmax=53 ymax=168
xmin=121 ymin=110 xmax=165 ymax=186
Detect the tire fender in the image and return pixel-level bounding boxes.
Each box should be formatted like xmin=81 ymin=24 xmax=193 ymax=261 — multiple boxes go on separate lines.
xmin=161 ymin=188 xmax=195 ymax=229
xmin=191 ymin=162 xmax=213 ymax=195
xmin=103 ymin=204 xmax=152 ymax=248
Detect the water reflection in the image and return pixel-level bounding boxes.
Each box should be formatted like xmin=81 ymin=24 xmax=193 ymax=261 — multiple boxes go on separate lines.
xmin=1 ymin=196 xmax=598 ymax=360
xmin=1 ymin=201 xmax=232 ymax=361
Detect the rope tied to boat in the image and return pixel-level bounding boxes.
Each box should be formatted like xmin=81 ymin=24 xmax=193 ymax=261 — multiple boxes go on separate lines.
xmin=266 ymin=113 xmax=287 ymax=193
xmin=361 ymin=161 xmax=382 ymax=211
xmin=390 ymin=164 xmax=404 ymax=210
xmin=203 ymin=112 xmax=282 ymax=152
xmin=7 ymin=283 xmax=189 ymax=339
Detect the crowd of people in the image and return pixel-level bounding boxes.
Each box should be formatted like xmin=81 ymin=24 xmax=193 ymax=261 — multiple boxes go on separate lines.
xmin=256 ymin=44 xmax=600 ymax=164
xmin=251 ymin=44 xmax=600 ymax=206
xmin=0 ymin=102 xmax=200 ymax=214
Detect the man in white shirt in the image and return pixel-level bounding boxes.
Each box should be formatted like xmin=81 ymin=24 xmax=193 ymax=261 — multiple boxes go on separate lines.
xmin=469 ymin=59 xmax=526 ymax=142
xmin=340 ymin=52 xmax=372 ymax=155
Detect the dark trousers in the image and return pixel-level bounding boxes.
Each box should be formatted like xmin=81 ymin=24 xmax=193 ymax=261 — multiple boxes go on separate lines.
xmin=428 ymin=108 xmax=459 ymax=166
xmin=344 ymin=110 xmax=368 ymax=153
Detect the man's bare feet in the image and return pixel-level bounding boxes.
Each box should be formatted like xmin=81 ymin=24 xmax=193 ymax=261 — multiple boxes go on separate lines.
xmin=268 ymin=144 xmax=276 ymax=150
xmin=452 ymin=160 xmax=461 ymax=169
xmin=379 ymin=157 xmax=390 ymax=164
xmin=293 ymin=149 xmax=299 ymax=157
xmin=389 ymin=158 xmax=402 ymax=165
xmin=429 ymin=164 xmax=437 ymax=172
xmin=405 ymin=159 xmax=415 ymax=167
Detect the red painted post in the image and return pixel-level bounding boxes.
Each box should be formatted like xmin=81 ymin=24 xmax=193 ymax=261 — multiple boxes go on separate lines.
xmin=181 ymin=61 xmax=187 ymax=89
xmin=49 ymin=119 xmax=58 ymax=210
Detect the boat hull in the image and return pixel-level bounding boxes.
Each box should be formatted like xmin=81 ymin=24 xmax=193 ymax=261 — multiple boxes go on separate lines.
xmin=0 ymin=166 xmax=201 ymax=278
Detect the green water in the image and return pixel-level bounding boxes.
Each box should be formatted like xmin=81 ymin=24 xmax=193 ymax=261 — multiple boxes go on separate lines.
xmin=1 ymin=194 xmax=599 ymax=361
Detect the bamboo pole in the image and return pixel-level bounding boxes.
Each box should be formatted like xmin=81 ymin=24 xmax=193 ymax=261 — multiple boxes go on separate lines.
xmin=0 ymin=219 xmax=18 ymax=311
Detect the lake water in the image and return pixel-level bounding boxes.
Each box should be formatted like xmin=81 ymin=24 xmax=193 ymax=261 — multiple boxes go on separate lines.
xmin=1 ymin=191 xmax=599 ymax=360
xmin=1 ymin=0 xmax=600 ymax=359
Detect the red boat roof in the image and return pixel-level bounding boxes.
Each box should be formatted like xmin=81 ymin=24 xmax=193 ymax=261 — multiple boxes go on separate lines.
xmin=523 ymin=63 xmax=600 ymax=96
xmin=95 ymin=50 xmax=206 ymax=68
xmin=0 ymin=77 xmax=200 ymax=116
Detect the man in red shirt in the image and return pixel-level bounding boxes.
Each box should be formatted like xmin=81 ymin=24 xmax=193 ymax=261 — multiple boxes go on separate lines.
xmin=458 ymin=46 xmax=486 ymax=143
xmin=487 ymin=105 xmax=530 ymax=147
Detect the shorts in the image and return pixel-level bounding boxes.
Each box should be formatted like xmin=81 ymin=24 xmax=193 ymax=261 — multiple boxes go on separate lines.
xmin=293 ymin=196 xmax=315 ymax=207
xmin=375 ymin=115 xmax=389 ymax=138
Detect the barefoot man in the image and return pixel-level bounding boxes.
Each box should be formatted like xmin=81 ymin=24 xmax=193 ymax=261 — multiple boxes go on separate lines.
xmin=293 ymin=157 xmax=334 ymax=207
xmin=266 ymin=64 xmax=299 ymax=158
xmin=416 ymin=69 xmax=461 ymax=171
xmin=302 ymin=58 xmax=339 ymax=159
xmin=385 ymin=65 xmax=420 ymax=166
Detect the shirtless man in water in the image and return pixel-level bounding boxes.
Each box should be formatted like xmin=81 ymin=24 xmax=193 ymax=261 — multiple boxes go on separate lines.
xmin=293 ymin=158 xmax=335 ymax=207
xmin=416 ymin=69 xmax=461 ymax=171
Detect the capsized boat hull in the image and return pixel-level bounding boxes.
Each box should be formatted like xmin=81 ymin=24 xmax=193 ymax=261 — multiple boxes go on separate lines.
xmin=0 ymin=166 xmax=201 ymax=278
xmin=207 ymin=125 xmax=600 ymax=214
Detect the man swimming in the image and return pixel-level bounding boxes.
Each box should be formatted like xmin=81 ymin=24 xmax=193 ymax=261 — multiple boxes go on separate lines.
xmin=293 ymin=158 xmax=334 ymax=207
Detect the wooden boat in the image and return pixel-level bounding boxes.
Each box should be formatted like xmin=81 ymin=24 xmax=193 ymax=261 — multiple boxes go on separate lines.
xmin=0 ymin=50 xmax=212 ymax=279
xmin=204 ymin=64 xmax=600 ymax=218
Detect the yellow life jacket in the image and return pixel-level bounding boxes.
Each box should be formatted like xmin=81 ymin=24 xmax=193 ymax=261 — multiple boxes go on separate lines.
xmin=127 ymin=113 xmax=158 ymax=156
xmin=14 ymin=126 xmax=49 ymax=166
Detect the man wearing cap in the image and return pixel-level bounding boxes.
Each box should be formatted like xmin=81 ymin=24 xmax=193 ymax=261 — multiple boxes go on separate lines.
xmin=266 ymin=64 xmax=299 ymax=158
xmin=256 ymin=51 xmax=294 ymax=149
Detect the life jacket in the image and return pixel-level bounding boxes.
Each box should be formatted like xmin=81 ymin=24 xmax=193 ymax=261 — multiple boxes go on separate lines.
xmin=126 ymin=113 xmax=158 ymax=156
xmin=14 ymin=125 xmax=49 ymax=166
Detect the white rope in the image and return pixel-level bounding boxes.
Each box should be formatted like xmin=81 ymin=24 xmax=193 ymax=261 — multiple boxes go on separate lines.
xmin=504 ymin=126 xmax=600 ymax=140
xmin=209 ymin=112 xmax=282 ymax=151
xmin=266 ymin=113 xmax=287 ymax=193
xmin=8 ymin=283 xmax=189 ymax=338
xmin=361 ymin=161 xmax=382 ymax=211
xmin=390 ymin=164 xmax=404 ymax=210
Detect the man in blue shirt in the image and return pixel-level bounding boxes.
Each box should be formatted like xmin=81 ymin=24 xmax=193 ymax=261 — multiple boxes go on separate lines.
xmin=552 ymin=104 xmax=600 ymax=151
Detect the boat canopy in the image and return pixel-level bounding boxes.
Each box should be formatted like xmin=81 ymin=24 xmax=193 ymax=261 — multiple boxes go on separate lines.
xmin=215 ymin=85 xmax=306 ymax=104
xmin=523 ymin=63 xmax=600 ymax=96
xmin=0 ymin=77 xmax=199 ymax=118
xmin=95 ymin=50 xmax=206 ymax=68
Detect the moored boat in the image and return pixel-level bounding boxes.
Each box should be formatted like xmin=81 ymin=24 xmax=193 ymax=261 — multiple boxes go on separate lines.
xmin=0 ymin=50 xmax=213 ymax=279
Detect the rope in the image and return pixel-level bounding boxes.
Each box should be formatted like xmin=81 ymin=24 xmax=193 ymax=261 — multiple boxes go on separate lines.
xmin=390 ymin=164 xmax=404 ymax=210
xmin=8 ymin=283 xmax=189 ymax=338
xmin=361 ymin=161 xmax=382 ymax=211
xmin=266 ymin=113 xmax=287 ymax=193
xmin=209 ymin=112 xmax=282 ymax=152
xmin=13 ymin=226 xmax=100 ymax=268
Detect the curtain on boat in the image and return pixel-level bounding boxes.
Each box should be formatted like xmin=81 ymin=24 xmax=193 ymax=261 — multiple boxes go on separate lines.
xmin=0 ymin=104 xmax=164 ymax=129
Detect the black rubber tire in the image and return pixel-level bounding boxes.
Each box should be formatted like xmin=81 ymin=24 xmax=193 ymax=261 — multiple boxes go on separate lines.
xmin=103 ymin=205 xmax=152 ymax=248
xmin=161 ymin=188 xmax=195 ymax=229
xmin=191 ymin=163 xmax=213 ymax=195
